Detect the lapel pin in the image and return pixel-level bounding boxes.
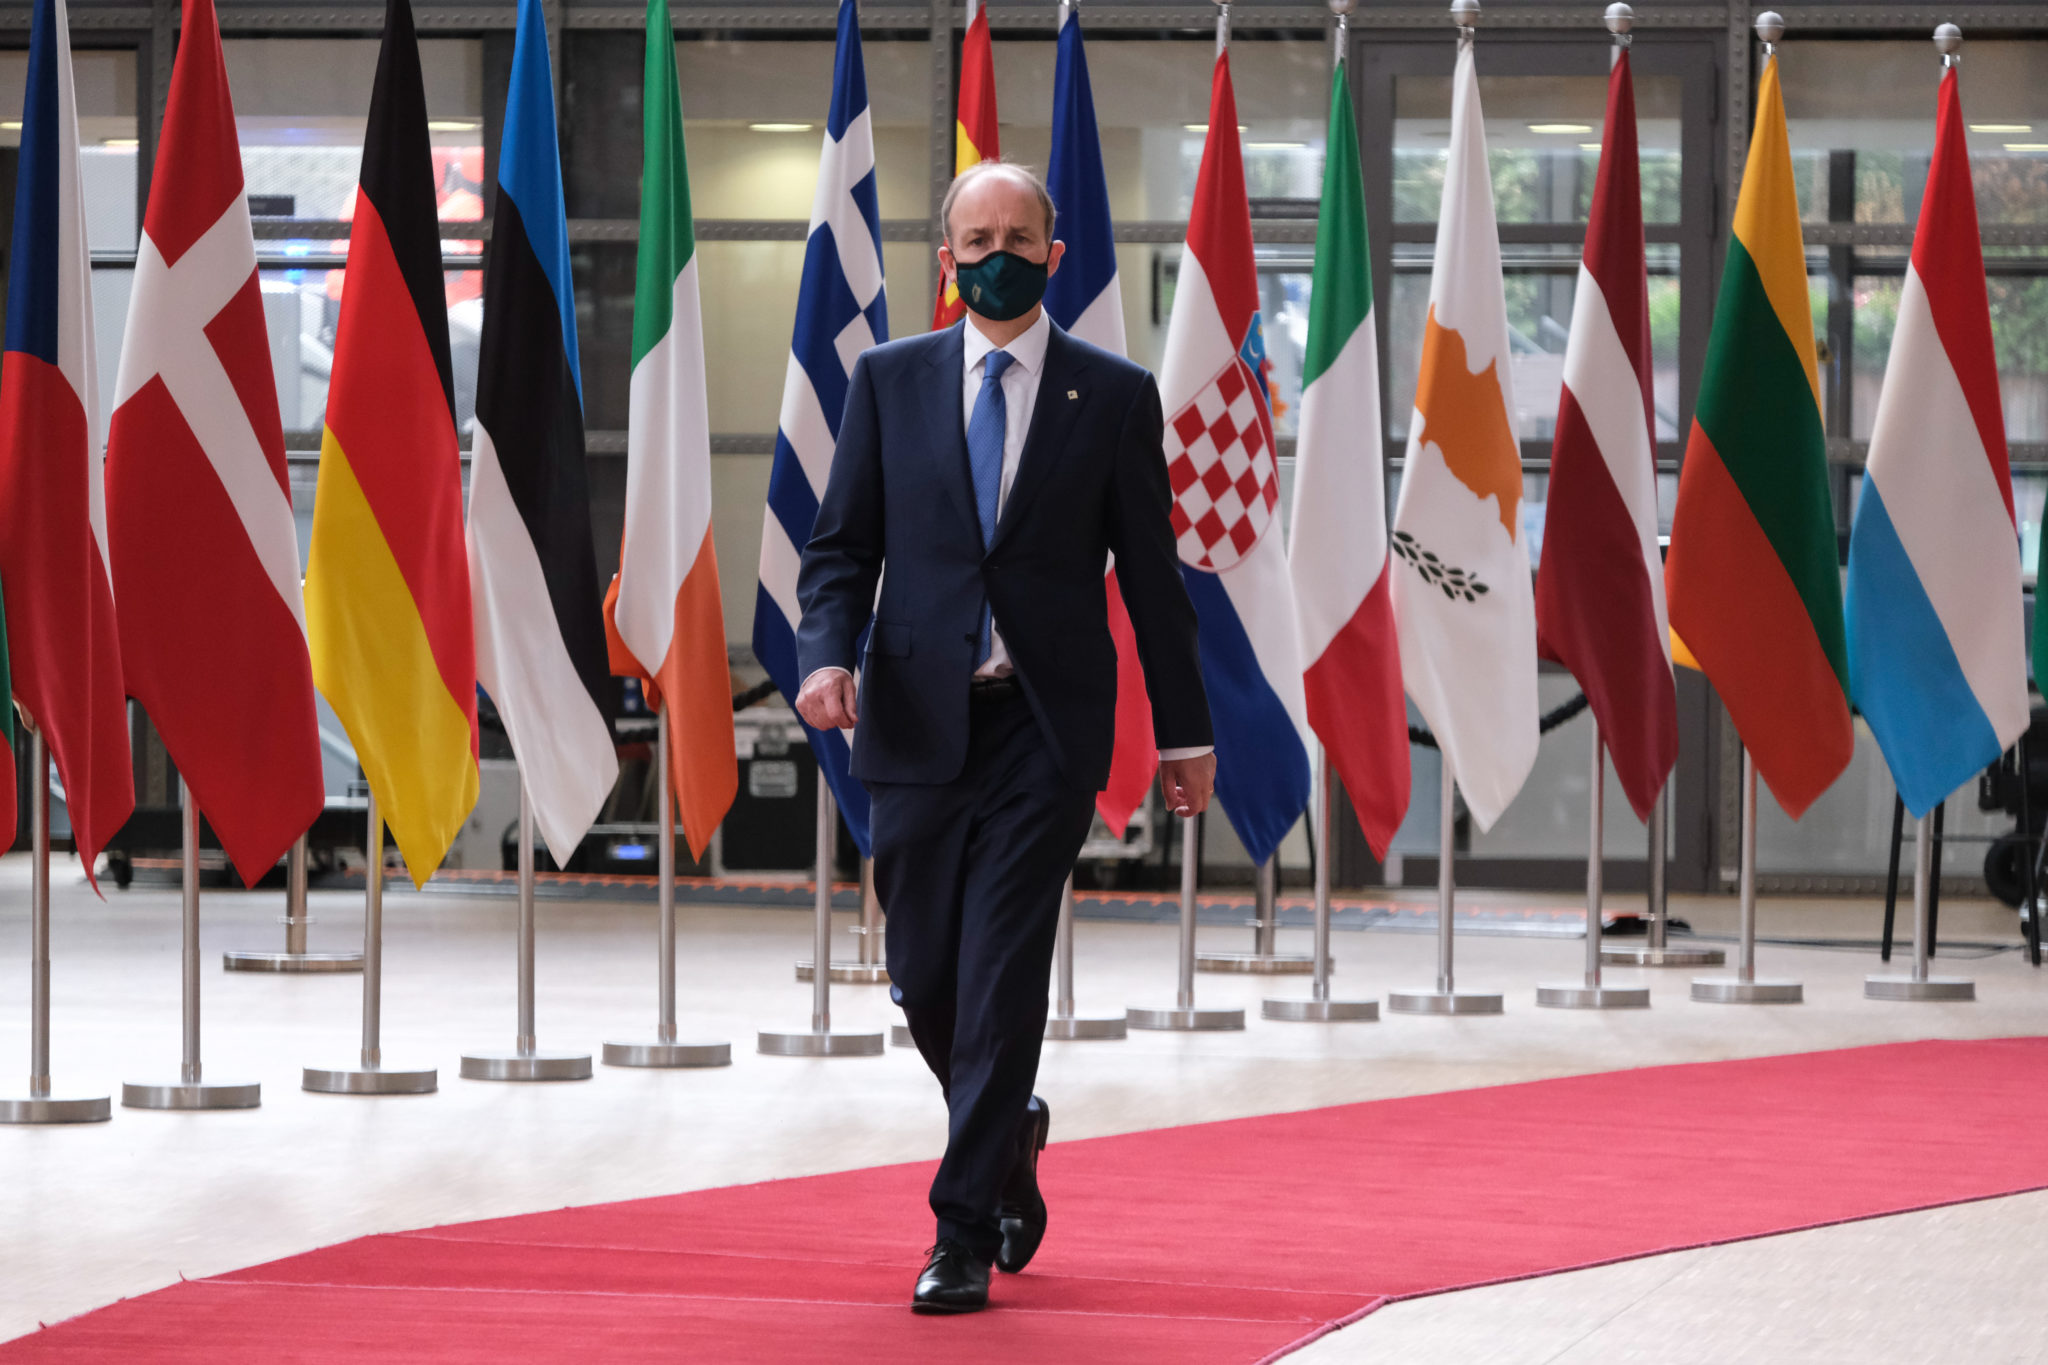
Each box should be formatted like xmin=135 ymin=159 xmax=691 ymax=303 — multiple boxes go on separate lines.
xmin=1067 ymin=389 xmax=1079 ymax=400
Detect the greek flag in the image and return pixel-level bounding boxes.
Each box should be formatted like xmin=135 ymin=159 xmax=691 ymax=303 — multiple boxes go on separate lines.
xmin=751 ymin=0 xmax=886 ymax=855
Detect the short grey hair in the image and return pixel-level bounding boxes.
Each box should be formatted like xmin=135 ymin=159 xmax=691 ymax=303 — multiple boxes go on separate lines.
xmin=941 ymin=160 xmax=1057 ymax=247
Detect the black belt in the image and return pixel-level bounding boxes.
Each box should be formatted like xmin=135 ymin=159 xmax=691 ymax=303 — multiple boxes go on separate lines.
xmin=969 ymin=675 xmax=1021 ymax=700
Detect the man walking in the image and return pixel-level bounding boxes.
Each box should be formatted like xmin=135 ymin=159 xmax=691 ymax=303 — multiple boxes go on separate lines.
xmin=795 ymin=161 xmax=1214 ymax=1314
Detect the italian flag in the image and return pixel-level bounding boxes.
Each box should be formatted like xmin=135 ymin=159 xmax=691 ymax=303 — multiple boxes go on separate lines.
xmin=606 ymin=0 xmax=737 ymax=857
xmin=1666 ymin=50 xmax=1851 ymax=819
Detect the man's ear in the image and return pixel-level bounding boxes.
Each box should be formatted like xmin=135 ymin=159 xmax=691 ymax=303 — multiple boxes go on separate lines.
xmin=937 ymin=242 xmax=956 ymax=282
xmin=1045 ymin=240 xmax=1066 ymax=277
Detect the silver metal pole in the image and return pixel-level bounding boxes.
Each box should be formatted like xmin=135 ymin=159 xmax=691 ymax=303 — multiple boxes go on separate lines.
xmin=1252 ymin=856 xmax=1277 ymax=956
xmin=223 ymin=828 xmax=363 ymax=973
xmin=1055 ymin=878 xmax=1077 ymax=1016
xmin=1603 ymin=780 xmax=1721 ymax=968
xmin=1585 ymin=730 xmax=1604 ymax=989
xmin=1312 ymin=753 xmax=1332 ymax=1005
xmin=1647 ymin=787 xmax=1667 ymax=951
xmin=516 ymin=781 xmax=536 ymax=1055
xmin=361 ymin=790 xmax=383 ymax=1068
xmin=285 ymin=835 xmax=309 ymax=955
xmin=1177 ymin=813 xmax=1198 ymax=1010
xmin=1692 ymin=746 xmax=1801 ymax=1003
xmin=1865 ymin=810 xmax=1974 ymax=1000
xmin=1436 ymin=771 xmax=1455 ymax=995
xmin=657 ymin=710 xmax=677 ymax=1045
xmin=859 ymin=857 xmax=881 ymax=967
xmin=812 ymin=780 xmax=834 ymax=1034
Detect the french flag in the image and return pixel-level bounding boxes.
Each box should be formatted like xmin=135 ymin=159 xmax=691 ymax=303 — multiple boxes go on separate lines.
xmin=1845 ymin=64 xmax=2029 ymax=817
xmin=1157 ymin=43 xmax=1310 ymax=865
xmin=1043 ymin=0 xmax=1155 ymax=837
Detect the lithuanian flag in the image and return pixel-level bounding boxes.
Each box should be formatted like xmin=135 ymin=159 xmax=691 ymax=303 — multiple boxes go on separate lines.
xmin=305 ymin=0 xmax=479 ymax=884
xmin=931 ymin=0 xmax=999 ymax=329
xmin=1665 ymin=51 xmax=1851 ymax=819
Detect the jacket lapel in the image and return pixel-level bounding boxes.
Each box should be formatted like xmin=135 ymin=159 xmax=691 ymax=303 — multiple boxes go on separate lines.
xmin=916 ymin=323 xmax=981 ymax=542
xmin=990 ymin=323 xmax=1092 ymax=553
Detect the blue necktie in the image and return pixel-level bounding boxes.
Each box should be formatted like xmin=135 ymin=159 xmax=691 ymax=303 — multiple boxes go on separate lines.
xmin=967 ymin=349 xmax=1014 ymax=668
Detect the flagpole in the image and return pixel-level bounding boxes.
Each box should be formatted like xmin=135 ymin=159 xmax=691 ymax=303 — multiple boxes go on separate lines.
xmin=0 ymin=728 xmax=110 ymax=1123
xmin=1266 ymin=742 xmax=1377 ymax=1021
xmin=606 ymin=707 xmax=732 ymax=1065
xmin=1539 ymin=726 xmax=1648 ymax=1008
xmin=1129 ymin=810 xmax=1246 ymax=1030
xmin=461 ymin=779 xmax=595 ymax=1078
xmin=1692 ymin=744 xmax=1803 ymax=1003
xmin=222 ymin=834 xmax=364 ymax=973
xmin=304 ymin=790 xmax=438 ymax=1092
xmin=760 ymin=777 xmax=885 ymax=1055
xmin=1602 ymin=783 xmax=1723 ymax=967
xmin=123 ymin=780 xmax=261 ymax=1109
xmin=1046 ymin=874 xmax=1126 ymax=1038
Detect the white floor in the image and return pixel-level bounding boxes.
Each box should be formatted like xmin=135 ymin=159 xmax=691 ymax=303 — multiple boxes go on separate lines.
xmin=1 ymin=851 xmax=2043 ymax=1361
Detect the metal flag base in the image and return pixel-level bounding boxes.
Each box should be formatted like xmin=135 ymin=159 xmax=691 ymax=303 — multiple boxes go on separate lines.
xmin=223 ymin=950 xmax=364 ymax=973
xmin=1536 ymin=983 xmax=1651 ymax=1009
xmin=793 ymin=961 xmax=891 ymax=985
xmin=303 ymin=1060 xmax=438 ymax=1094
xmin=1261 ymin=997 xmax=1377 ymax=1022
xmin=602 ymin=1039 xmax=733 ymax=1068
xmin=1125 ymin=1005 xmax=1245 ymax=1031
xmin=459 ymin=1050 xmax=593 ymax=1081
xmin=1864 ymin=974 xmax=1975 ymax=1002
xmin=1601 ymin=944 xmax=1724 ymax=967
xmin=122 ymin=1078 xmax=261 ymax=1109
xmin=1046 ymin=1013 xmax=1128 ymax=1039
xmin=1690 ymin=977 xmax=1803 ymax=1004
xmin=756 ymin=1029 xmax=885 ymax=1057
xmin=0 ymin=1093 xmax=111 ymax=1124
xmin=1387 ymin=988 xmax=1503 ymax=1015
xmin=1196 ymin=951 xmax=1314 ymax=974
xmin=890 ymin=1023 xmax=915 ymax=1048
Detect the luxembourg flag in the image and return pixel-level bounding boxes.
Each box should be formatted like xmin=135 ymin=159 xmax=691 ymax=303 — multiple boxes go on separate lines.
xmin=1044 ymin=0 xmax=1154 ymax=837
xmin=1845 ymin=62 xmax=2028 ymax=818
xmin=752 ymin=0 xmax=885 ymax=856
xmin=1158 ymin=38 xmax=1310 ymax=865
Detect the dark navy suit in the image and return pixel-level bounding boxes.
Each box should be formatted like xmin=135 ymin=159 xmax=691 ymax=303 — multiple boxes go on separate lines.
xmin=796 ymin=319 xmax=1210 ymax=1258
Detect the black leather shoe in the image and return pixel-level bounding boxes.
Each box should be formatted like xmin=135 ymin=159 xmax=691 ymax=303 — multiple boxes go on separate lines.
xmin=912 ymin=1240 xmax=991 ymax=1314
xmin=996 ymin=1095 xmax=1050 ymax=1273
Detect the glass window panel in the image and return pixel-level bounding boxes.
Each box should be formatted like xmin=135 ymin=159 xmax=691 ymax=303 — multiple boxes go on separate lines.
xmin=0 ymin=47 xmax=138 ymax=251
xmin=1394 ymin=73 xmax=1683 ymax=224
xmin=2017 ymin=471 xmax=2045 ymax=590
xmin=1850 ymin=255 xmax=2048 ymax=443
xmin=1778 ymin=39 xmax=2048 ymax=225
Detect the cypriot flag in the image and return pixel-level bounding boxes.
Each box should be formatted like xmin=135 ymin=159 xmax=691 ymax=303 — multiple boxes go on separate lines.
xmin=1388 ymin=31 xmax=1537 ymax=830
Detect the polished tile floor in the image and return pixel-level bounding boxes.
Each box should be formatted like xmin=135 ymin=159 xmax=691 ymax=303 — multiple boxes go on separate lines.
xmin=0 ymin=852 xmax=2042 ymax=1360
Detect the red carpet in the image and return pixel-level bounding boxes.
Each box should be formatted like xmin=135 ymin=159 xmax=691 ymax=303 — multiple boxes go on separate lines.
xmin=10 ymin=1038 xmax=2047 ymax=1362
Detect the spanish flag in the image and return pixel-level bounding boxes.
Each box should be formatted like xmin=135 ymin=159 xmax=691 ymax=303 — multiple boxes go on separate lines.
xmin=1665 ymin=49 xmax=1851 ymax=819
xmin=931 ymin=0 xmax=999 ymax=329
xmin=305 ymin=0 xmax=478 ymax=884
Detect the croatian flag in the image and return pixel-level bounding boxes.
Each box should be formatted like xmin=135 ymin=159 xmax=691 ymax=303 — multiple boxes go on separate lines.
xmin=1845 ymin=63 xmax=2028 ymax=818
xmin=1044 ymin=0 xmax=1155 ymax=837
xmin=752 ymin=0 xmax=885 ymax=856
xmin=1158 ymin=42 xmax=1310 ymax=865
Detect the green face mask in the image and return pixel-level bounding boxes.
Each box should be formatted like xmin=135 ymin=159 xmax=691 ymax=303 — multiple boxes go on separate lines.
xmin=952 ymin=249 xmax=1050 ymax=323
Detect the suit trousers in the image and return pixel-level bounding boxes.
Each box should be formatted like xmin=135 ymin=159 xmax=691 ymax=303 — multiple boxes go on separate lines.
xmin=870 ymin=688 xmax=1098 ymax=1261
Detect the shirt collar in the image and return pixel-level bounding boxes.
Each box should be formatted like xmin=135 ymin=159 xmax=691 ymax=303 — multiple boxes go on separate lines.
xmin=963 ymin=307 xmax=1052 ymax=379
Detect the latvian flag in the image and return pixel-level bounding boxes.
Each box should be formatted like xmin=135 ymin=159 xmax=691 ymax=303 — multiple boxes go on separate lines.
xmin=1846 ymin=60 xmax=2028 ymax=816
xmin=0 ymin=0 xmax=136 ymax=868
xmin=105 ymin=0 xmax=323 ymax=885
xmin=467 ymin=0 xmax=619 ymax=862
xmin=1158 ymin=44 xmax=1310 ymax=865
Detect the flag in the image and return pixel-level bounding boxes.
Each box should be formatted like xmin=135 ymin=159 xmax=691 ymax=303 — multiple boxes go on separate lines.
xmin=931 ymin=0 xmax=999 ymax=330
xmin=1665 ymin=50 xmax=1850 ymax=819
xmin=1289 ymin=51 xmax=1407 ymax=860
xmin=467 ymin=0 xmax=618 ymax=862
xmin=1532 ymin=45 xmax=1676 ymax=822
xmin=752 ymin=0 xmax=886 ymax=857
xmin=604 ymin=0 xmax=737 ymax=860
xmin=1044 ymin=0 xmax=1153 ymax=837
xmin=0 ymin=0 xmax=135 ymax=870
xmin=1158 ymin=46 xmax=1309 ymax=865
xmin=1389 ymin=34 xmax=1537 ymax=831
xmin=1846 ymin=64 xmax=2027 ymax=818
xmin=104 ymin=0 xmax=322 ymax=886
xmin=304 ymin=0 xmax=478 ymax=886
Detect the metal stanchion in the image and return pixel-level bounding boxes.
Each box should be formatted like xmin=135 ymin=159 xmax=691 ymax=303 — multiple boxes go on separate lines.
xmin=1539 ymin=730 xmax=1649 ymax=1008
xmin=1128 ymin=812 xmax=1245 ymax=1030
xmin=1388 ymin=769 xmax=1502 ymax=1014
xmin=124 ymin=785 xmax=261 ymax=1108
xmin=795 ymin=854 xmax=889 ymax=985
xmin=460 ymin=781 xmax=593 ymax=1079
xmin=606 ymin=709 xmax=731 ymax=1066
xmin=1603 ymin=785 xmax=1723 ymax=967
xmin=1265 ymin=750 xmax=1377 ymax=1022
xmin=1046 ymin=877 xmax=1128 ymax=1039
xmin=222 ymin=834 xmax=363 ymax=973
xmin=1 ymin=730 xmax=111 ymax=1124
xmin=759 ymin=781 xmax=884 ymax=1055
xmin=1197 ymin=855 xmax=1313 ymax=973
xmin=1866 ymin=811 xmax=1975 ymax=1001
xmin=1692 ymin=748 xmax=1802 ymax=1003
xmin=304 ymin=790 xmax=437 ymax=1093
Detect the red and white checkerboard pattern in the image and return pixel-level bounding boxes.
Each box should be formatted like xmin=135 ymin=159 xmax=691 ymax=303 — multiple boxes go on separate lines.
xmin=1165 ymin=357 xmax=1280 ymax=572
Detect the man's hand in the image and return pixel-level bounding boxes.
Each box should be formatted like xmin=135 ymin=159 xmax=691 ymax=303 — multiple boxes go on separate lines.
xmin=795 ymin=669 xmax=859 ymax=731
xmin=1159 ymin=752 xmax=1215 ymax=817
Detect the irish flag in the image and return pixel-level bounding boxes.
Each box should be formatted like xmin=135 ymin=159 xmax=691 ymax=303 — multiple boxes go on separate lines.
xmin=1666 ymin=49 xmax=1851 ymax=819
xmin=1388 ymin=32 xmax=1537 ymax=832
xmin=1845 ymin=60 xmax=2027 ymax=817
xmin=606 ymin=0 xmax=737 ymax=859
xmin=931 ymin=0 xmax=999 ymax=330
xmin=1289 ymin=49 xmax=1407 ymax=859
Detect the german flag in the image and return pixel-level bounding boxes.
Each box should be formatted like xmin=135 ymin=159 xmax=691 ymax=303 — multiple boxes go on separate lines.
xmin=931 ymin=0 xmax=999 ymax=329
xmin=1666 ymin=50 xmax=1851 ymax=819
xmin=304 ymin=0 xmax=478 ymax=884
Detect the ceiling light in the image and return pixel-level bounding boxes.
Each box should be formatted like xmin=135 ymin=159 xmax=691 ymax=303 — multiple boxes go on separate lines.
xmin=1183 ymin=124 xmax=1250 ymax=133
xmin=749 ymin=122 xmax=814 ymax=133
xmin=0 ymin=121 xmax=20 ymax=132
xmin=427 ymin=119 xmax=478 ymax=132
xmin=1247 ymin=140 xmax=1307 ymax=150
xmin=2004 ymin=142 xmax=2048 ymax=152
xmin=1972 ymin=123 xmax=2033 ymax=133
xmin=1529 ymin=122 xmax=1594 ymax=135
xmin=1579 ymin=142 xmax=1602 ymax=151
xmin=101 ymin=137 xmax=138 ymax=148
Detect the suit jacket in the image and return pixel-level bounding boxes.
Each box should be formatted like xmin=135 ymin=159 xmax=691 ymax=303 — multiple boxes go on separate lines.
xmin=795 ymin=320 xmax=1212 ymax=790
